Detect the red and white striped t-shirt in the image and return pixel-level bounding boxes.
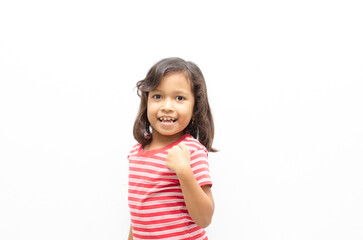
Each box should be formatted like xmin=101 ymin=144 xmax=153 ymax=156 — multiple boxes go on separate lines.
xmin=128 ymin=133 xmax=212 ymax=240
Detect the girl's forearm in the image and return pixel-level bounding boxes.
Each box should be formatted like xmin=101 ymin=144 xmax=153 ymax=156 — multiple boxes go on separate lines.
xmin=128 ymin=224 xmax=133 ymax=240
xmin=176 ymin=167 xmax=214 ymax=228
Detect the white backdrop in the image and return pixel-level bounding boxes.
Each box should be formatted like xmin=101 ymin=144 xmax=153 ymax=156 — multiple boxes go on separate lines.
xmin=1 ymin=0 xmax=362 ymax=239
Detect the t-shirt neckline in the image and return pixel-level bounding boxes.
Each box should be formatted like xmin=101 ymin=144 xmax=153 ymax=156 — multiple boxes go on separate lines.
xmin=138 ymin=133 xmax=190 ymax=156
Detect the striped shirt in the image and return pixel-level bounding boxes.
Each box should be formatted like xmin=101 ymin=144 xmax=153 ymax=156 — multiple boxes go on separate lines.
xmin=128 ymin=133 xmax=212 ymax=240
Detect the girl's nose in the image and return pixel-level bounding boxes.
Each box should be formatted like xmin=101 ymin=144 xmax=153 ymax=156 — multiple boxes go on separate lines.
xmin=162 ymin=98 xmax=173 ymax=111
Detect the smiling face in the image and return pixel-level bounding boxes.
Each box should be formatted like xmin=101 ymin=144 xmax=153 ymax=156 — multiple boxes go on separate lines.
xmin=147 ymin=72 xmax=195 ymax=145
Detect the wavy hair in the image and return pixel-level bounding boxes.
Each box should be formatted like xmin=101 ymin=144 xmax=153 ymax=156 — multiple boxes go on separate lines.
xmin=133 ymin=57 xmax=217 ymax=152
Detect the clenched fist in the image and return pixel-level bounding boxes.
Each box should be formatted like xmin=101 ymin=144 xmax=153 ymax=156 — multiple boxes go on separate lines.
xmin=166 ymin=143 xmax=191 ymax=174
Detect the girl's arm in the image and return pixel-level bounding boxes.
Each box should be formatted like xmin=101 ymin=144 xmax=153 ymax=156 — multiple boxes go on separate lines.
xmin=166 ymin=143 xmax=215 ymax=228
xmin=128 ymin=224 xmax=133 ymax=240
xmin=177 ymin=169 xmax=214 ymax=228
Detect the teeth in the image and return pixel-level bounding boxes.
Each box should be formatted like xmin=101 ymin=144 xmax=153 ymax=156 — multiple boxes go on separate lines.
xmin=160 ymin=117 xmax=175 ymax=121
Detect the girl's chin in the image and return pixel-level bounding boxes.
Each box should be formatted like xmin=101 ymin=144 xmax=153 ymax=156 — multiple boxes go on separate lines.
xmin=151 ymin=121 xmax=189 ymax=137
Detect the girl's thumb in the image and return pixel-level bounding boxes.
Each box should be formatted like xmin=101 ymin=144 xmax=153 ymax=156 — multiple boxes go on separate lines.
xmin=179 ymin=142 xmax=189 ymax=153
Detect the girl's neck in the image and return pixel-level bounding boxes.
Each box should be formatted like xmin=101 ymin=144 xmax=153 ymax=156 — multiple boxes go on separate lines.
xmin=145 ymin=131 xmax=185 ymax=150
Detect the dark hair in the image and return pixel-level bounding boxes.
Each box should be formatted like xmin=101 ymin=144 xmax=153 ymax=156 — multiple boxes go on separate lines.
xmin=133 ymin=57 xmax=217 ymax=152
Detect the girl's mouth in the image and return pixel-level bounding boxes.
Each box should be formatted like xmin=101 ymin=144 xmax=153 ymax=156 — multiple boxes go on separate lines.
xmin=158 ymin=117 xmax=177 ymax=124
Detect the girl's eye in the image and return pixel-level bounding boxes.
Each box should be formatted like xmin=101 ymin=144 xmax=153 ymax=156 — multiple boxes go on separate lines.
xmin=176 ymin=96 xmax=185 ymax=101
xmin=152 ymin=94 xmax=161 ymax=99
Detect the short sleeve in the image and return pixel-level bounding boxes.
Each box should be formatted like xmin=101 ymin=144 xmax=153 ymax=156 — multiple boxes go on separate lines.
xmin=189 ymin=148 xmax=212 ymax=187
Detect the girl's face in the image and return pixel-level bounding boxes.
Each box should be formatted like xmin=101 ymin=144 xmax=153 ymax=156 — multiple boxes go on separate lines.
xmin=147 ymin=72 xmax=195 ymax=142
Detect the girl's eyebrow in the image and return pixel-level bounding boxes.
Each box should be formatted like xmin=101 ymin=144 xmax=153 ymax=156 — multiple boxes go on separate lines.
xmin=151 ymin=89 xmax=191 ymax=95
xmin=150 ymin=89 xmax=162 ymax=93
xmin=174 ymin=90 xmax=190 ymax=95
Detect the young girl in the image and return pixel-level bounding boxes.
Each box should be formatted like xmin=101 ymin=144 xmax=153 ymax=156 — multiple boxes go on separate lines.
xmin=128 ymin=57 xmax=217 ymax=240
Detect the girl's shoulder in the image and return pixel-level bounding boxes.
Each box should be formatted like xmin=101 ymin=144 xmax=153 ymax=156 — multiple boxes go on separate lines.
xmin=182 ymin=134 xmax=208 ymax=156
xmin=128 ymin=142 xmax=142 ymax=157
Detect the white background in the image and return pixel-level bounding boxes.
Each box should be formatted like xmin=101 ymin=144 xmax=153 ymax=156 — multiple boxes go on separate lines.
xmin=1 ymin=0 xmax=362 ymax=239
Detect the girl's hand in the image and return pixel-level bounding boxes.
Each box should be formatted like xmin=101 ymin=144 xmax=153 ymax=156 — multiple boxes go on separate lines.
xmin=166 ymin=143 xmax=191 ymax=174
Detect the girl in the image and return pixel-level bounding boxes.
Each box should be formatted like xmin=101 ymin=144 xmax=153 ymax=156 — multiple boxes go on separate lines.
xmin=128 ymin=57 xmax=217 ymax=240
